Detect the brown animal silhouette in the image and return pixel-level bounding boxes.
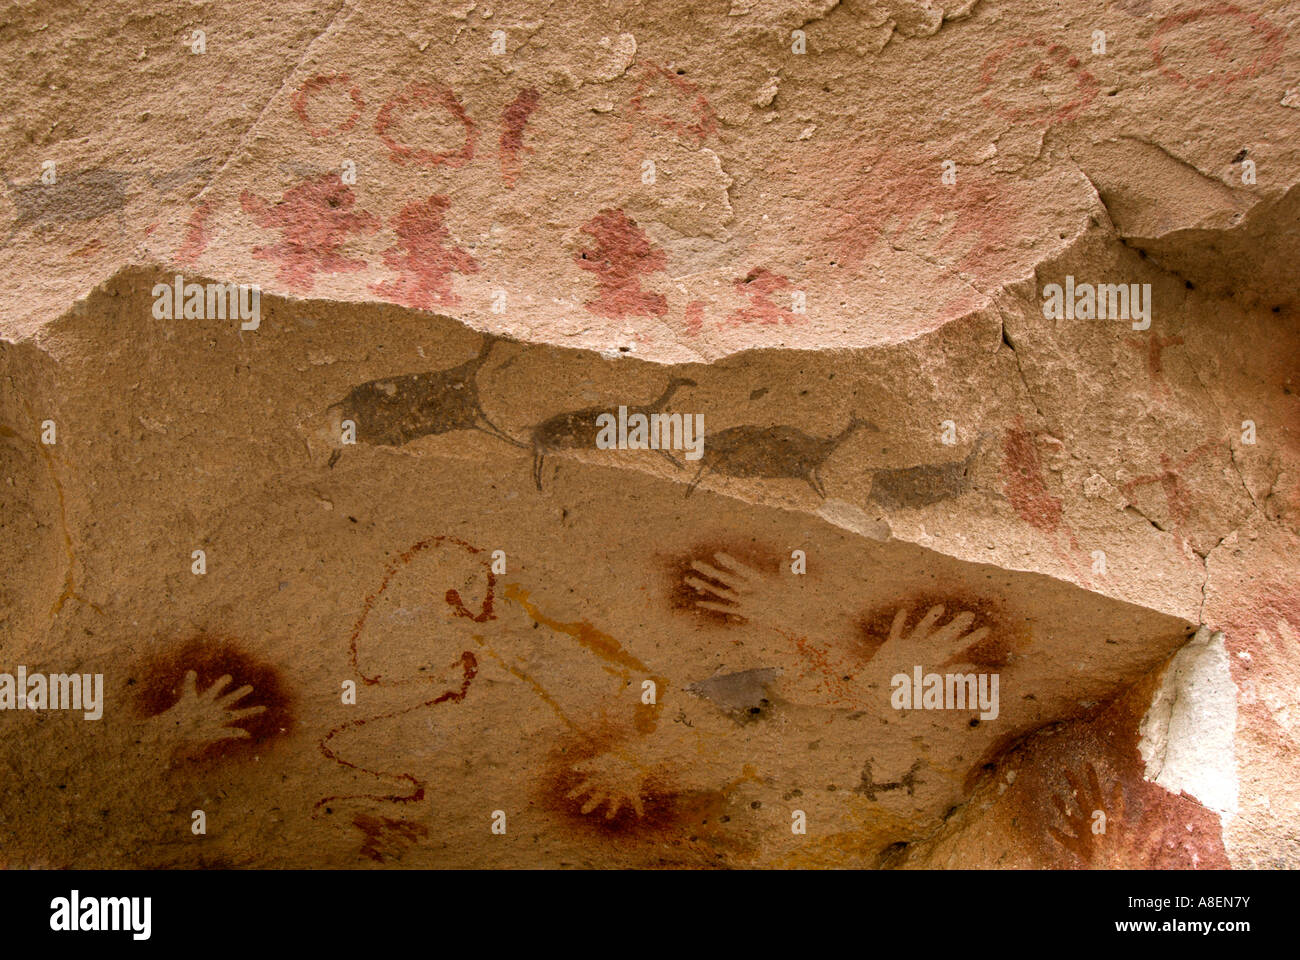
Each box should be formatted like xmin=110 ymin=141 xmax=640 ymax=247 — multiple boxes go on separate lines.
xmin=3 ymin=167 xmax=130 ymax=243
xmin=529 ymin=377 xmax=697 ymax=490
xmin=867 ymin=434 xmax=986 ymax=510
xmin=3 ymin=160 xmax=215 ymax=244
xmin=329 ymin=335 xmax=520 ymax=450
xmin=686 ymin=416 xmax=876 ymax=498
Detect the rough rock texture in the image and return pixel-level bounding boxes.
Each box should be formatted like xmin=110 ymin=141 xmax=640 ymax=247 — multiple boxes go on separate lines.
xmin=0 ymin=0 xmax=1297 ymax=868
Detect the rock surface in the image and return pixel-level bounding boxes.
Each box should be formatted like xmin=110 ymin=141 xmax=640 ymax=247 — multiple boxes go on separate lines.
xmin=0 ymin=0 xmax=1296 ymax=868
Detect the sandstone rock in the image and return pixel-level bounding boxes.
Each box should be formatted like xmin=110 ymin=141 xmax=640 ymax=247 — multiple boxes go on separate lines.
xmin=0 ymin=0 xmax=1296 ymax=869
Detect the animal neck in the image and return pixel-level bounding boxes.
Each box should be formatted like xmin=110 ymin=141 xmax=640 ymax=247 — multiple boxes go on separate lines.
xmin=650 ymin=379 xmax=686 ymax=410
xmin=964 ymin=432 xmax=987 ymax=465
xmin=833 ymin=419 xmax=862 ymax=446
xmin=454 ymin=335 xmax=497 ymax=376
xmin=469 ymin=335 xmax=497 ymax=370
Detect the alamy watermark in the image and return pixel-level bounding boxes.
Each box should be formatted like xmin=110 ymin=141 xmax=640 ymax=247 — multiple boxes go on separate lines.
xmin=0 ymin=667 xmax=104 ymax=720
xmin=891 ymin=666 xmax=999 ymax=720
xmin=152 ymin=274 xmax=261 ymax=330
xmin=50 ymin=891 xmax=151 ymax=940
xmin=595 ymin=406 xmax=704 ymax=461
xmin=1041 ymin=275 xmax=1151 ymax=330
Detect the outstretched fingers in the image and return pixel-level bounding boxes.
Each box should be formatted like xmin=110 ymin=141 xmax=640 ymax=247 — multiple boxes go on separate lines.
xmin=711 ymin=552 xmax=756 ymax=580
xmin=888 ymin=607 xmax=910 ymax=646
xmin=1047 ymin=825 xmax=1073 ymax=845
xmin=1109 ymin=779 xmax=1126 ymax=817
xmin=695 ymin=600 xmax=744 ymax=616
xmin=951 ymin=627 xmax=990 ymax=663
xmin=1062 ymin=768 xmax=1086 ymax=812
xmin=928 ymin=610 xmax=975 ymax=651
xmin=685 ymin=572 xmax=740 ymax=603
xmin=225 ymin=704 xmax=268 ymax=723
xmin=1052 ymin=790 xmax=1078 ymax=824
xmin=910 ymin=605 xmax=945 ymax=644
xmin=215 ymin=683 xmax=255 ymax=708
xmin=689 ymin=560 xmax=746 ymax=593
xmin=202 ymin=674 xmax=235 ymax=702
xmin=213 ymin=726 xmax=253 ymax=742
xmin=1085 ymin=763 xmax=1103 ymax=804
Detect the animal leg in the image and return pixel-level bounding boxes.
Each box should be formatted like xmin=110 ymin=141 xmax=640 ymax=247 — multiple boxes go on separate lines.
xmin=654 ymin=448 xmax=682 ymax=470
xmin=533 ymin=450 xmax=544 ymax=491
xmin=807 ymin=469 xmax=827 ymax=499
xmin=685 ymin=464 xmax=708 ymax=497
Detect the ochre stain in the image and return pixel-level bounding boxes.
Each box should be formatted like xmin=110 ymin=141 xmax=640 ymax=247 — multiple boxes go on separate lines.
xmin=683 ymin=299 xmax=705 ymax=336
xmin=813 ymin=141 xmax=1028 ymax=293
xmin=1218 ymin=580 xmax=1300 ymax=744
xmin=504 ymin=582 xmax=664 ymax=733
xmin=724 ymin=268 xmax=800 ymax=327
xmin=351 ymin=813 xmax=428 ymax=863
xmin=535 ymin=722 xmax=755 ymax=864
xmin=504 ymin=583 xmax=649 ymax=677
xmin=1223 ymin=580 xmax=1300 ymax=652
xmin=132 ymin=634 xmax=294 ymax=763
xmin=789 ymin=632 xmax=857 ymax=708
xmin=0 ymin=415 xmax=101 ymax=618
xmin=774 ymin=797 xmax=923 ymax=869
xmin=476 ymin=638 xmax=578 ymax=731
xmin=965 ymin=665 xmax=1230 ymax=868
xmin=1002 ymin=418 xmax=1064 ymax=536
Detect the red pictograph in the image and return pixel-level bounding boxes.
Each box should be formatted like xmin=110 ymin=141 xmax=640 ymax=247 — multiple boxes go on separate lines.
xmin=499 ymin=88 xmax=541 ymax=189
xmin=292 ymin=73 xmax=366 ymax=138
xmin=723 ymin=269 xmax=800 ymax=327
xmin=1149 ymin=5 xmax=1285 ymax=90
xmin=176 ymin=200 xmax=214 ymax=267
xmin=1125 ymin=334 xmax=1185 ymax=398
xmin=371 ymin=195 xmax=481 ymax=309
xmin=629 ymin=61 xmax=718 ymax=143
xmin=683 ymin=300 xmax=706 ymax=337
xmin=978 ymin=38 xmax=1098 ymax=126
xmin=375 ymin=82 xmax=477 ymax=168
xmin=240 ymin=174 xmax=381 ymax=292
xmin=1121 ymin=439 xmax=1219 ymax=528
xmin=1002 ymin=419 xmax=1067 ymax=538
xmin=575 ymin=208 xmax=669 ymax=319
